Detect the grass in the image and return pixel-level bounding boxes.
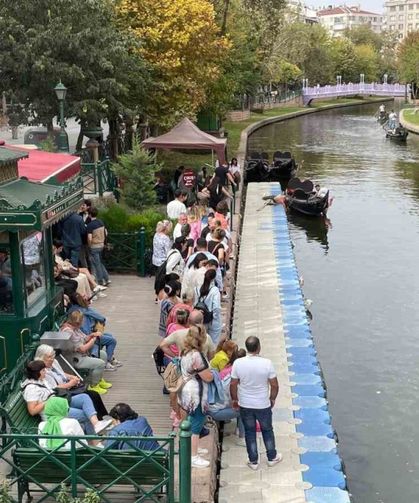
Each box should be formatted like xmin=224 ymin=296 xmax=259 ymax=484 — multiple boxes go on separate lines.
xmin=402 ymin=107 xmax=419 ymax=126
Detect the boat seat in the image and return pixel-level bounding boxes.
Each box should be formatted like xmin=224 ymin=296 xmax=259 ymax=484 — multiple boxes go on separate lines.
xmin=293 ymin=188 xmax=310 ymax=200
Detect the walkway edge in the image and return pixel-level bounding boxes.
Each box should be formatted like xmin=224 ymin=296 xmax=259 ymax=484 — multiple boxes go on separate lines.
xmin=400 ymin=108 xmax=419 ymax=135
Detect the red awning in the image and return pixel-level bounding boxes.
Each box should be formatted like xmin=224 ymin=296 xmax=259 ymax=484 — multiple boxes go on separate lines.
xmin=5 ymin=144 xmax=80 ymax=183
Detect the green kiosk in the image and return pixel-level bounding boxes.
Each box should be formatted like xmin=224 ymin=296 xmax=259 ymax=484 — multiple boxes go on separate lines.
xmin=0 ymin=145 xmax=83 ymax=375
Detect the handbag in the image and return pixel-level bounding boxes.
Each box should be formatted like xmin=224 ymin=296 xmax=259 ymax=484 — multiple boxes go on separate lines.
xmin=54 ymin=383 xmax=87 ymax=400
xmin=61 ymin=269 xmax=79 ymax=279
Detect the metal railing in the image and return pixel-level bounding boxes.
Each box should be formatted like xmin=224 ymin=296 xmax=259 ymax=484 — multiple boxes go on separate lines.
xmin=0 ymin=420 xmax=192 ymax=503
xmin=80 ymin=159 xmax=118 ymax=197
xmin=104 ymin=228 xmax=149 ymax=276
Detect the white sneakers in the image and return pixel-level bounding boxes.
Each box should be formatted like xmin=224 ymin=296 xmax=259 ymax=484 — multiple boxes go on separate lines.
xmin=93 ymin=285 xmax=107 ymax=293
xmin=192 ymin=455 xmax=210 ymax=468
xmin=247 ymin=453 xmax=283 ymax=470
xmin=94 ymin=418 xmax=113 ymax=434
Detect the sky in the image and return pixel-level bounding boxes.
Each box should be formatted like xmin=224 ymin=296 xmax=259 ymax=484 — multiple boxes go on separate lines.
xmin=309 ymin=0 xmax=385 ymax=14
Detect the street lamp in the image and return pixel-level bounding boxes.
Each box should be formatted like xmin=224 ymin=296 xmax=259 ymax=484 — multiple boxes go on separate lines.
xmin=54 ymin=81 xmax=69 ymax=152
xmin=360 ymin=73 xmax=365 ymax=87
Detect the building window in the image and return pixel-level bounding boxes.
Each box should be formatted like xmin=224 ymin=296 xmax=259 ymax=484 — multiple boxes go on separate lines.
xmin=408 ymin=23 xmax=413 ymax=28
xmin=399 ymin=23 xmax=404 ymax=28
xmin=399 ymin=14 xmax=404 ymax=19
xmin=416 ymin=12 xmax=419 ymax=17
xmin=399 ymin=4 xmax=404 ymax=10
xmin=408 ymin=13 xmax=413 ymax=18
xmin=390 ymin=15 xmax=396 ymax=20
xmin=408 ymin=3 xmax=414 ymax=9
xmin=390 ymin=5 xmax=396 ymax=11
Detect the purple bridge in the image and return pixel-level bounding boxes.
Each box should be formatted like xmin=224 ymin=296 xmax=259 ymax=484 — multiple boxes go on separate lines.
xmin=302 ymin=82 xmax=409 ymax=106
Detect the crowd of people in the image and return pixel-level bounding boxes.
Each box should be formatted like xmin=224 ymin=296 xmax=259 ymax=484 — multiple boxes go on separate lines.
xmin=20 ymin=160 xmax=282 ymax=473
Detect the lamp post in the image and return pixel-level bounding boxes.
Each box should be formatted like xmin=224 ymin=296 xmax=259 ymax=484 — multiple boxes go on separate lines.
xmin=54 ymin=81 xmax=69 ymax=153
xmin=360 ymin=73 xmax=365 ymax=89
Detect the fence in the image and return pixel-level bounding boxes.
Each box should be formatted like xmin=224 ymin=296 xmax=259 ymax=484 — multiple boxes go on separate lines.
xmin=80 ymin=159 xmax=118 ymax=197
xmin=104 ymin=228 xmax=150 ymax=277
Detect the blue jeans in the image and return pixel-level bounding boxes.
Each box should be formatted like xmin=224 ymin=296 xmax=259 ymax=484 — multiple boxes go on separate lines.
xmin=64 ymin=246 xmax=81 ymax=267
xmin=240 ymin=406 xmax=277 ymax=463
xmin=92 ymin=332 xmax=117 ymax=362
xmin=68 ymin=393 xmax=97 ymax=434
xmin=89 ymin=247 xmax=109 ymax=285
xmin=208 ymin=407 xmax=245 ymax=437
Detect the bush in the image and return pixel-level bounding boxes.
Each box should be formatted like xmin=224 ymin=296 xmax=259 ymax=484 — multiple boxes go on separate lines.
xmin=99 ymin=203 xmax=166 ymax=247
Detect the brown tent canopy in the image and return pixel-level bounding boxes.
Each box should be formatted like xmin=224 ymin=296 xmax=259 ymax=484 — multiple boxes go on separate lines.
xmin=141 ymin=118 xmax=227 ymax=163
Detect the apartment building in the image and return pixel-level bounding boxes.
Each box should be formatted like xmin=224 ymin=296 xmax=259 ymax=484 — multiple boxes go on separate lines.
xmin=287 ymin=0 xmax=319 ymax=24
xmin=384 ymin=0 xmax=419 ymax=39
xmin=317 ymin=5 xmax=383 ymax=37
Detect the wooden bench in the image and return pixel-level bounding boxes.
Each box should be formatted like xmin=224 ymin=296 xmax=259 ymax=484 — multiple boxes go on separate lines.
xmin=0 ymin=391 xmax=173 ymax=502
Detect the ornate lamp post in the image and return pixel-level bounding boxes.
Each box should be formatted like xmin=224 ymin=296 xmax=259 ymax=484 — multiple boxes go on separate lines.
xmin=360 ymin=73 xmax=365 ymax=89
xmin=54 ymin=81 xmax=69 ymax=152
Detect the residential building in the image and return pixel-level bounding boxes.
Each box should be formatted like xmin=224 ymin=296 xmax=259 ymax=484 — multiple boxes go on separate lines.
xmin=384 ymin=0 xmax=419 ymax=39
xmin=317 ymin=5 xmax=383 ymax=37
xmin=287 ymin=0 xmax=319 ymax=24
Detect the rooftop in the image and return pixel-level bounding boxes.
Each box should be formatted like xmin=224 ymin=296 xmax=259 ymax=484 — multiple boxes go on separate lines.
xmin=317 ymin=5 xmax=382 ymax=16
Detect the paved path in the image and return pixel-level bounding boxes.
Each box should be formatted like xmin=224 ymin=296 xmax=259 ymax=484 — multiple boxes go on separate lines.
xmin=92 ymin=275 xmax=173 ymax=435
xmin=219 ymin=183 xmax=307 ymax=503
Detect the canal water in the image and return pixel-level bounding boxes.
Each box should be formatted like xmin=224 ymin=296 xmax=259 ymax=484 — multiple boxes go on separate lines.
xmin=248 ymin=102 xmax=419 ymax=503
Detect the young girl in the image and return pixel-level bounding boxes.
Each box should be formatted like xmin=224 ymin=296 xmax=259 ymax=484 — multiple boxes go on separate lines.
xmin=210 ymin=340 xmax=238 ymax=372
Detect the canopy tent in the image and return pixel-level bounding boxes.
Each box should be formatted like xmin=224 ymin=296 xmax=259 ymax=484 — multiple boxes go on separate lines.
xmin=141 ymin=118 xmax=227 ymax=164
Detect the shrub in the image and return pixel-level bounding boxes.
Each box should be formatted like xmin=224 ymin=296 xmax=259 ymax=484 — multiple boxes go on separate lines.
xmin=112 ymin=142 xmax=159 ymax=211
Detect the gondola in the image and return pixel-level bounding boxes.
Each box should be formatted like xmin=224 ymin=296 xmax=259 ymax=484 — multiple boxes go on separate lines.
xmin=385 ymin=125 xmax=408 ymax=142
xmin=245 ymin=150 xmax=297 ymax=183
xmin=285 ymin=177 xmax=329 ymax=217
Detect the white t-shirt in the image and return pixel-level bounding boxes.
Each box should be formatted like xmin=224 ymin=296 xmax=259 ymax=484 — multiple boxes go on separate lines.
xmin=231 ymin=355 xmax=276 ymax=409
xmin=167 ymin=200 xmax=187 ymax=219
xmin=38 ymin=418 xmax=86 ymax=449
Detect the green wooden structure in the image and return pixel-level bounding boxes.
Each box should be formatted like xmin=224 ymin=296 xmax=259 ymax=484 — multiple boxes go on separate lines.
xmin=0 ymin=145 xmax=83 ymax=375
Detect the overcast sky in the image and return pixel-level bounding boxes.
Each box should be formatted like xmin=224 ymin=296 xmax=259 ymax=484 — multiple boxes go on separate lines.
xmin=309 ymin=0 xmax=385 ymax=14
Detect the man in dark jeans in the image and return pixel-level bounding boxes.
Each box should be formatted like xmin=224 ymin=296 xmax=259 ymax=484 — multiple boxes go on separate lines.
xmin=87 ymin=208 xmax=110 ymax=287
xmin=230 ymin=336 xmax=281 ymax=470
xmin=60 ymin=212 xmax=86 ymax=267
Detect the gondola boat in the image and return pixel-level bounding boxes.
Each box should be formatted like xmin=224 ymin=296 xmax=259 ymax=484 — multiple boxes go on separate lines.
xmin=385 ymin=126 xmax=408 ymax=142
xmin=245 ymin=150 xmax=297 ymax=183
xmin=376 ymin=111 xmax=388 ymax=124
xmin=285 ymin=177 xmax=329 ymax=217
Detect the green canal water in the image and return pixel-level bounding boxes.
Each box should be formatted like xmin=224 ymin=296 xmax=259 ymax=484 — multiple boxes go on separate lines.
xmin=248 ymin=101 xmax=419 ymax=503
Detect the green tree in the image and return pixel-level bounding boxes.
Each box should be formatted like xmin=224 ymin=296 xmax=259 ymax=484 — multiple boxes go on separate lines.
xmin=354 ymin=44 xmax=380 ymax=81
xmin=112 ymin=143 xmax=159 ymax=210
xmin=0 ymin=0 xmax=149 ymax=133
xmin=398 ymin=31 xmax=419 ymax=99
xmin=330 ymin=38 xmax=359 ymax=83
xmin=344 ymin=24 xmax=383 ymax=51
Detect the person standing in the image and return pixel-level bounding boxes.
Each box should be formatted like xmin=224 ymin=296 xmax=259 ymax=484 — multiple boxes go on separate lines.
xmin=86 ymin=208 xmax=110 ymax=287
xmin=79 ymin=199 xmax=92 ymax=268
xmin=60 ymin=212 xmax=86 ymax=267
xmin=167 ymin=189 xmax=188 ymax=219
xmin=230 ymin=336 xmax=282 ymax=470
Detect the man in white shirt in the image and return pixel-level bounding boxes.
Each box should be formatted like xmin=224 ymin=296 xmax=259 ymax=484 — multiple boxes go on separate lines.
xmin=230 ymin=336 xmax=281 ymax=470
xmin=167 ymin=189 xmax=187 ymax=219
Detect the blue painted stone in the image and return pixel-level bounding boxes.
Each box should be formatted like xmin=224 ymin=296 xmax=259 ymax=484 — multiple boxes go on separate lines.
xmin=293 ymin=396 xmax=327 ymax=409
xmin=298 ymin=436 xmax=337 ymax=452
xmin=286 ymin=338 xmax=314 ymax=348
xmin=291 ymin=373 xmax=322 ymax=385
xmin=296 ymin=420 xmax=334 ymax=438
xmin=295 ymin=408 xmax=331 ymax=425
xmin=301 ymin=452 xmax=342 ymax=471
xmin=305 ymin=487 xmax=350 ymax=503
xmin=287 ymin=347 xmax=317 ymax=357
xmin=303 ymin=468 xmax=346 ymax=490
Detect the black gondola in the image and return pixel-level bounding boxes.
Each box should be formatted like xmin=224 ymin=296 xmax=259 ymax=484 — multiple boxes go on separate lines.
xmin=245 ymin=151 xmax=297 ymax=183
xmin=385 ymin=125 xmax=408 ymax=142
xmin=286 ymin=177 xmax=329 ymax=217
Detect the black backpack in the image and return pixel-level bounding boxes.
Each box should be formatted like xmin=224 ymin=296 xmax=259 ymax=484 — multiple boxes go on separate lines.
xmin=154 ymin=250 xmax=177 ymax=293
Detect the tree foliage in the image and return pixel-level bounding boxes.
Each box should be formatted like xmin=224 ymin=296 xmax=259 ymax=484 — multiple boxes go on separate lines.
xmin=0 ymin=0 xmax=149 ymax=129
xmin=117 ymin=0 xmax=230 ymax=128
xmin=398 ymin=31 xmax=419 ymax=98
xmin=112 ymin=143 xmax=159 ymax=210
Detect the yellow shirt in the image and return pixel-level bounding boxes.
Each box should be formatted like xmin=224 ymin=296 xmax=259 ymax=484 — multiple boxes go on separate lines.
xmin=210 ymin=350 xmax=229 ymax=372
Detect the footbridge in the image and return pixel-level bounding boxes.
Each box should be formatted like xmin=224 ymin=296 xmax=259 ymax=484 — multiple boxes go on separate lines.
xmin=302 ymin=82 xmax=409 ymax=106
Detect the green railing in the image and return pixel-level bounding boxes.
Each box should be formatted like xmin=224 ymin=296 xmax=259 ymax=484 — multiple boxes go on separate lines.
xmin=0 ymin=420 xmax=192 ymax=503
xmin=104 ymin=228 xmax=149 ymax=276
xmin=80 ymin=159 xmax=118 ymax=197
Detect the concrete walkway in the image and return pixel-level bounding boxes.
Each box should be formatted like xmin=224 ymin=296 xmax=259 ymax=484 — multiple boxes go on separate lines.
xmin=218 ymin=183 xmax=307 ymax=502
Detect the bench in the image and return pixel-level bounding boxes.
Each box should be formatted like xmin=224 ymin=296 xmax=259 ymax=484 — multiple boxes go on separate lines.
xmin=0 ymin=390 xmax=174 ymax=502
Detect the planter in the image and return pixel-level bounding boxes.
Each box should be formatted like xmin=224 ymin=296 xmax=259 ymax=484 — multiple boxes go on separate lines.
xmin=82 ymin=126 xmax=103 ymax=140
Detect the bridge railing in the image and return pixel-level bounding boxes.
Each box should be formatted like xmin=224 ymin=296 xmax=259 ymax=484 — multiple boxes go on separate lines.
xmin=303 ymin=82 xmax=408 ymax=97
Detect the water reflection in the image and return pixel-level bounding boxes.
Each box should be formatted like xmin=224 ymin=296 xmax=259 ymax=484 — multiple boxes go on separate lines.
xmin=288 ymin=212 xmax=331 ymax=253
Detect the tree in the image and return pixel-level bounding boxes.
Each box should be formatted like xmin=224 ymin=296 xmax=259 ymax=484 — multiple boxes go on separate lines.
xmin=112 ymin=143 xmax=159 ymax=210
xmin=354 ymin=44 xmax=380 ymax=82
xmin=117 ymin=0 xmax=230 ymax=129
xmin=0 ymin=0 xmax=149 ymax=132
xmin=330 ymin=38 xmax=359 ymax=83
xmin=344 ymin=24 xmax=383 ymax=51
xmin=398 ymin=31 xmax=419 ymax=99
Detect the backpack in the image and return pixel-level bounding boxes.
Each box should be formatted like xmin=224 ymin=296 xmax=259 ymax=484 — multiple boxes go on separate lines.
xmin=162 ymin=358 xmax=184 ymax=393
xmin=194 ymin=297 xmax=213 ymax=324
xmin=154 ymin=250 xmax=177 ymax=293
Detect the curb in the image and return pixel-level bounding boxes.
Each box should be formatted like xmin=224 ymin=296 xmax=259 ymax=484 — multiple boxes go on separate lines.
xmin=400 ymin=109 xmax=419 ymax=135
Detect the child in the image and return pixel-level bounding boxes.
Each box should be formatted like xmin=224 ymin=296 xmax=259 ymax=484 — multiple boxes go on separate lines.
xmin=210 ymin=340 xmax=238 ymax=372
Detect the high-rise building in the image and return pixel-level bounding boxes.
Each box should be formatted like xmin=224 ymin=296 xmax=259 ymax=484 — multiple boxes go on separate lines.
xmin=384 ymin=0 xmax=419 ymax=39
xmin=317 ymin=5 xmax=383 ymax=37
